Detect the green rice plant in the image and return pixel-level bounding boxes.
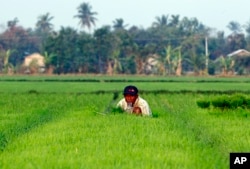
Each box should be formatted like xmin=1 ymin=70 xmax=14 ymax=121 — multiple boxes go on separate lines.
xmin=0 ymin=132 xmax=7 ymax=151
xmin=0 ymin=75 xmax=250 ymax=83
xmin=0 ymin=78 xmax=250 ymax=169
xmin=110 ymin=106 xmax=124 ymax=114
xmin=0 ymin=93 xmax=228 ymax=169
xmin=210 ymin=94 xmax=249 ymax=109
xmin=228 ymin=94 xmax=246 ymax=109
xmin=1 ymin=76 xmax=250 ymax=94
xmin=246 ymin=98 xmax=250 ymax=108
xmin=211 ymin=95 xmax=231 ymax=109
xmin=196 ymin=99 xmax=210 ymax=108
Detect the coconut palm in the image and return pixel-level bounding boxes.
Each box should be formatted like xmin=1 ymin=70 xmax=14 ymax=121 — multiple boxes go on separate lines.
xmin=74 ymin=2 xmax=98 ymax=32
xmin=227 ymin=21 xmax=242 ymax=34
xmin=169 ymin=14 xmax=180 ymax=27
xmin=36 ymin=13 xmax=54 ymax=32
xmin=7 ymin=18 xmax=19 ymax=29
xmin=112 ymin=18 xmax=128 ymax=30
xmin=152 ymin=14 xmax=169 ymax=28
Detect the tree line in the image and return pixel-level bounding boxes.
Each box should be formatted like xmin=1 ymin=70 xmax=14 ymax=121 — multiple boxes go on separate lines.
xmin=0 ymin=2 xmax=250 ymax=75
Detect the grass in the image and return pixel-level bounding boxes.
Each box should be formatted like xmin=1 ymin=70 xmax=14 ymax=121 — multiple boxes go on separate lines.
xmin=0 ymin=76 xmax=250 ymax=168
xmin=0 ymin=101 xmax=221 ymax=169
xmin=0 ymin=81 xmax=250 ymax=94
xmin=0 ymin=74 xmax=250 ymax=82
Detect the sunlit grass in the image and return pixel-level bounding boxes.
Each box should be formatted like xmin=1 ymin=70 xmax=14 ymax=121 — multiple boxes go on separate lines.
xmin=0 ymin=78 xmax=249 ymax=169
xmin=0 ymin=75 xmax=250 ymax=94
xmin=1 ymin=107 xmax=224 ymax=169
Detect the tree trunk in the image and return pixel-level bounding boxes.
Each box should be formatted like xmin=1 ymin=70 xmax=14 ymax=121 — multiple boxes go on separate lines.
xmin=175 ymin=59 xmax=182 ymax=76
xmin=106 ymin=60 xmax=113 ymax=75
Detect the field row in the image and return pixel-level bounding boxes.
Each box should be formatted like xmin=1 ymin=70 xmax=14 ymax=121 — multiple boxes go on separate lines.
xmin=1 ymin=81 xmax=250 ymax=94
xmin=0 ymin=75 xmax=250 ymax=82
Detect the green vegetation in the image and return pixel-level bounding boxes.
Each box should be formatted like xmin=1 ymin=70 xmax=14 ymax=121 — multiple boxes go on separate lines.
xmin=0 ymin=76 xmax=249 ymax=169
xmin=197 ymin=94 xmax=250 ymax=109
xmin=0 ymin=75 xmax=250 ymax=94
xmin=1 ymin=2 xmax=250 ymax=75
xmin=196 ymin=99 xmax=211 ymax=108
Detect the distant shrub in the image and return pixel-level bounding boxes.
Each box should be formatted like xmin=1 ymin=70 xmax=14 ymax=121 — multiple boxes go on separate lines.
xmin=196 ymin=100 xmax=210 ymax=108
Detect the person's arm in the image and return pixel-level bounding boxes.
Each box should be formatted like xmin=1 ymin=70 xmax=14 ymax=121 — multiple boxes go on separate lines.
xmin=132 ymin=107 xmax=142 ymax=115
xmin=140 ymin=101 xmax=152 ymax=116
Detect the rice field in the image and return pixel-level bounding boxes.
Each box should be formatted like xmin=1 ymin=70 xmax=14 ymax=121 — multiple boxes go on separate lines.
xmin=0 ymin=75 xmax=249 ymax=169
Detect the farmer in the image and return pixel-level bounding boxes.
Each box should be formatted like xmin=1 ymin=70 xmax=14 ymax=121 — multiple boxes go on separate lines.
xmin=117 ymin=85 xmax=152 ymax=116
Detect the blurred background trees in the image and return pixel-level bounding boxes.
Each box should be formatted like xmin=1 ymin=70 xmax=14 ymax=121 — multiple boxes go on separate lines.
xmin=0 ymin=2 xmax=250 ymax=75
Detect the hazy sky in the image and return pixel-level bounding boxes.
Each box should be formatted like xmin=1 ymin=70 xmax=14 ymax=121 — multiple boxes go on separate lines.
xmin=1 ymin=0 xmax=250 ymax=35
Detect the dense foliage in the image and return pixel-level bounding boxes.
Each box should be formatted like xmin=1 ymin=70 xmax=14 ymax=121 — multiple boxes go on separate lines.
xmin=1 ymin=2 xmax=250 ymax=75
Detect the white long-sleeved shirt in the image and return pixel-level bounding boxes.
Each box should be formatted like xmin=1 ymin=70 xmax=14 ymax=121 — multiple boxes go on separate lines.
xmin=117 ymin=96 xmax=152 ymax=116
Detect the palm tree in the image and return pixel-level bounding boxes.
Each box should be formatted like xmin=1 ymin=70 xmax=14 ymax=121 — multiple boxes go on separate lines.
xmin=169 ymin=14 xmax=180 ymax=27
xmin=74 ymin=2 xmax=98 ymax=32
xmin=227 ymin=21 xmax=242 ymax=34
xmin=112 ymin=18 xmax=128 ymax=30
xmin=152 ymin=14 xmax=169 ymax=28
xmin=7 ymin=17 xmax=19 ymax=29
xmin=36 ymin=13 xmax=54 ymax=32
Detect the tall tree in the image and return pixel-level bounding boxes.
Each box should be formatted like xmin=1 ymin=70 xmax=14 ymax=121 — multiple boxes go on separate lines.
xmin=0 ymin=25 xmax=40 ymax=67
xmin=244 ymin=19 xmax=250 ymax=46
xmin=152 ymin=14 xmax=169 ymax=28
xmin=169 ymin=14 xmax=180 ymax=27
xmin=36 ymin=13 xmax=54 ymax=51
xmin=226 ymin=33 xmax=247 ymax=52
xmin=76 ymin=32 xmax=96 ymax=73
xmin=36 ymin=13 xmax=54 ymax=33
xmin=74 ymin=2 xmax=98 ymax=32
xmin=43 ymin=27 xmax=79 ymax=74
xmin=227 ymin=21 xmax=242 ymax=34
xmin=208 ymin=31 xmax=226 ymax=60
xmin=93 ymin=26 xmax=113 ymax=73
xmin=7 ymin=18 xmax=19 ymax=29
xmin=112 ymin=18 xmax=128 ymax=31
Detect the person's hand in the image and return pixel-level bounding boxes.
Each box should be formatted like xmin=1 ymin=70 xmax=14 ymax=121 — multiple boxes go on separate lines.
xmin=133 ymin=107 xmax=142 ymax=115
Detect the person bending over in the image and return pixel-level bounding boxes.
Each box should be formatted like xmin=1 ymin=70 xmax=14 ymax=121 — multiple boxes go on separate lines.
xmin=117 ymin=85 xmax=152 ymax=116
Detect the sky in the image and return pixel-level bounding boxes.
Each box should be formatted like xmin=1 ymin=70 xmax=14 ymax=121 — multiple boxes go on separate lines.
xmin=1 ymin=0 xmax=250 ymax=35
